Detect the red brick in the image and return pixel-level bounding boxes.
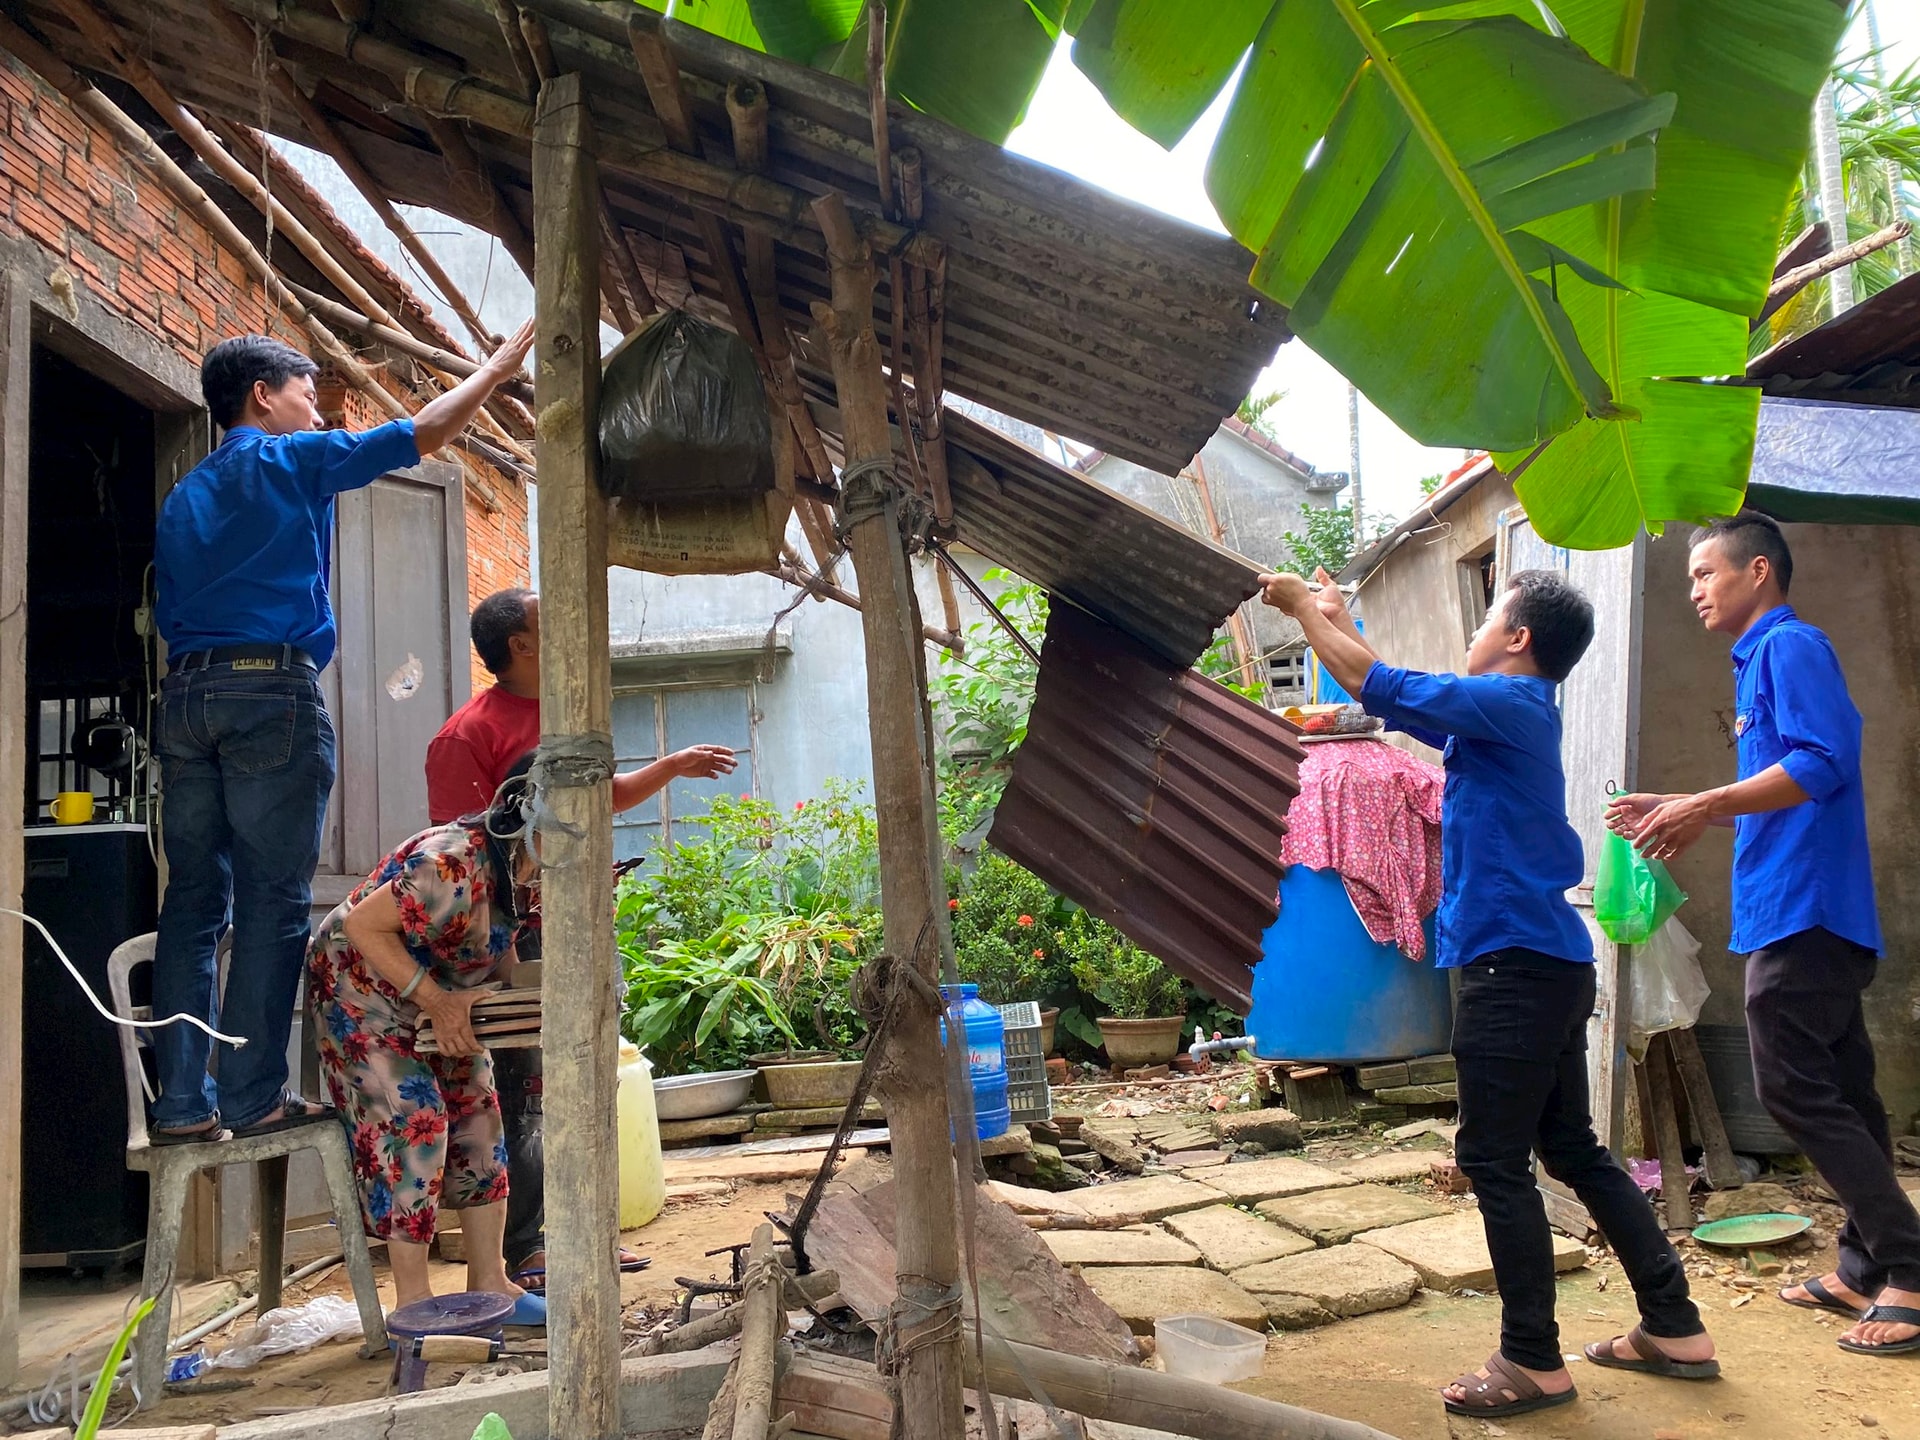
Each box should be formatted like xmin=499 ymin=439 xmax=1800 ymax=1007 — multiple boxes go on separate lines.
xmin=38 ymin=176 xmax=91 ymax=229
xmin=154 ymin=231 xmax=197 ymax=278
xmin=0 ymin=58 xmax=36 ymax=107
xmin=35 ymin=101 xmax=85 ymax=149
xmin=117 ymin=269 xmax=160 ymax=318
xmin=17 ymin=117 xmax=62 ymax=171
xmin=93 ymin=223 xmax=138 ymax=263
xmin=214 ymin=247 xmax=248 ymax=287
xmin=12 ymin=193 xmax=64 ymax=249
xmin=0 ymin=135 xmax=39 ymax=184
xmin=160 ymin=295 xmax=197 ymax=339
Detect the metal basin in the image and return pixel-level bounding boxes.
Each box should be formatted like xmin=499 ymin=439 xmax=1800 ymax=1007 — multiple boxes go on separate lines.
xmin=652 ymin=1069 xmax=756 ymax=1121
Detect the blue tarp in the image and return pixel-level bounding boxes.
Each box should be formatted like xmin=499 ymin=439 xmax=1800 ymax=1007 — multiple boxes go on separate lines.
xmin=1748 ymin=397 xmax=1920 ymax=526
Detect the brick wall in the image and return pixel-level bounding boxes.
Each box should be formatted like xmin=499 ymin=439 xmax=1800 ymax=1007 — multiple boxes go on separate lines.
xmin=0 ymin=51 xmax=530 ymax=697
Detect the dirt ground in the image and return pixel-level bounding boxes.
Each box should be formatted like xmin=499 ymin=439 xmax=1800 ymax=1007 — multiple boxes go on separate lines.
xmin=11 ymin=1141 xmax=1920 ymax=1440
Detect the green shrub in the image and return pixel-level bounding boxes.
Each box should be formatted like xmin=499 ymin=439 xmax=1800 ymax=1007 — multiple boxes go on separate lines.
xmin=1060 ymin=912 xmax=1184 ymax=1019
xmin=951 ymin=848 xmax=1060 ymax=1002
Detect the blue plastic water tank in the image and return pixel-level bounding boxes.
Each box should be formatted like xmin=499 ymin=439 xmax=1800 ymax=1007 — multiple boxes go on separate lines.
xmin=939 ymin=983 xmax=1010 ymax=1139
xmin=1246 ymin=865 xmax=1453 ymax=1064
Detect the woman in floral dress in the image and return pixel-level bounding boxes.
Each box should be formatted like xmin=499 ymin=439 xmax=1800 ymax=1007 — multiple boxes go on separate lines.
xmin=307 ymin=755 xmax=544 ymax=1324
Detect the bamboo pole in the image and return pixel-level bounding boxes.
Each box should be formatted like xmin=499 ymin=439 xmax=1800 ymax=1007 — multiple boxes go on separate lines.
xmin=208 ymin=5 xmax=501 ymax=355
xmin=532 ymin=71 xmax=621 ymax=1440
xmin=770 ymin=563 xmax=961 ymax=654
xmin=731 ymin=1225 xmax=784 ymax=1440
xmin=0 ymin=13 xmax=404 ymax=423
xmin=809 ymin=191 xmax=965 ymax=1440
xmin=864 ymin=0 xmax=893 ymax=218
xmin=280 ymin=282 xmax=536 ymax=405
xmin=897 ymin=150 xmax=951 ymax=524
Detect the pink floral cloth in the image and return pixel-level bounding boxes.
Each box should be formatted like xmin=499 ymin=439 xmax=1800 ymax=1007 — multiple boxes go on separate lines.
xmin=1279 ymin=738 xmax=1444 ymax=960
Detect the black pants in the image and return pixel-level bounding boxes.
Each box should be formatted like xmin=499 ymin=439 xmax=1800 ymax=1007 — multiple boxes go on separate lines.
xmin=1453 ymin=949 xmax=1701 ymax=1371
xmin=494 ymin=1045 xmax=545 ymax=1274
xmin=1746 ymin=928 xmax=1920 ymax=1295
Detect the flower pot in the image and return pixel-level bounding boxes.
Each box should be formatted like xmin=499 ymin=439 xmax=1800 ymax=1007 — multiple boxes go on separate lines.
xmin=1039 ymin=1007 xmax=1059 ymax=1056
xmin=1096 ymin=1015 xmax=1186 ymax=1069
xmin=759 ymin=1058 xmax=863 ymax=1110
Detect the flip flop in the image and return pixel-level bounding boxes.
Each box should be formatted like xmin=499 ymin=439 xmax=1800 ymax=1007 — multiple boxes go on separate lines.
xmin=230 ymin=1092 xmax=336 ymax=1140
xmin=1780 ymin=1275 xmax=1867 ymax=1318
xmin=150 ymin=1116 xmax=228 ymax=1146
xmin=513 ymin=1251 xmax=650 ymax=1294
xmin=1441 ymin=1353 xmax=1577 ymax=1419
xmin=505 ymin=1292 xmax=548 ymax=1329
xmin=1584 ymin=1325 xmax=1721 ymax=1380
xmin=1837 ymin=1305 xmax=1920 ymax=1357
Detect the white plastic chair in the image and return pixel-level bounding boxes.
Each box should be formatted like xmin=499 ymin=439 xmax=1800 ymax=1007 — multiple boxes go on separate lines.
xmin=106 ymin=933 xmax=388 ymax=1405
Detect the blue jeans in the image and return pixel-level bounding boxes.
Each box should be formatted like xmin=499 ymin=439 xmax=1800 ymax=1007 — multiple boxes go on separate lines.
xmin=150 ymin=662 xmax=337 ymax=1130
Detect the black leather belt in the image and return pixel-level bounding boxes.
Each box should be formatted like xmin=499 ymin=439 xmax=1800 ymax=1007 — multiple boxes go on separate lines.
xmin=171 ymin=644 xmax=317 ymax=673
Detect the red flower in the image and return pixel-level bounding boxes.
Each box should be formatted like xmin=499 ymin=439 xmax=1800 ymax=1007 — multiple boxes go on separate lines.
xmin=403 ymin=1108 xmax=448 ymax=1146
xmin=1016 ymin=915 xmax=1034 ymax=927
xmin=1033 ymin=949 xmax=1046 ymax=959
xmin=948 ymin=898 xmax=960 ymax=910
xmin=794 ymin=800 xmax=806 ymax=812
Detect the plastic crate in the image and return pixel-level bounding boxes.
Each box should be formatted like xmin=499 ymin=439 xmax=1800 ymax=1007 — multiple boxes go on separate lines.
xmin=995 ymin=1002 xmax=1052 ymax=1123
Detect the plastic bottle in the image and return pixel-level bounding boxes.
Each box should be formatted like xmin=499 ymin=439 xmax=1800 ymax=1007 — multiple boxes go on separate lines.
xmin=939 ymin=984 xmax=1010 ymax=1140
xmin=616 ymin=1042 xmax=666 ymax=1230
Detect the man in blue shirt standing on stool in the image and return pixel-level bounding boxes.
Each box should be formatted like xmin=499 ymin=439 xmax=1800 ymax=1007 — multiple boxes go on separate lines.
xmin=1611 ymin=511 xmax=1920 ymax=1358
xmin=150 ymin=322 xmax=534 ymax=1143
xmin=1263 ymin=564 xmax=1715 ymax=1420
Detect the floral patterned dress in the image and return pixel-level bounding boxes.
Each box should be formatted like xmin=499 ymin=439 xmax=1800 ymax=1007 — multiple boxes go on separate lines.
xmin=307 ymin=822 xmax=520 ymax=1243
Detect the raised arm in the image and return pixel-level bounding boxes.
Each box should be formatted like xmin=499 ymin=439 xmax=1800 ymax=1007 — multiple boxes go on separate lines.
xmin=412 ymin=320 xmax=536 ymax=455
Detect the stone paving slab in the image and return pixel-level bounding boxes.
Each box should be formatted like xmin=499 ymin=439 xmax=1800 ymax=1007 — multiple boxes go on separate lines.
xmin=1072 ymin=1175 xmax=1223 ymax=1223
xmin=1080 ymin=1265 xmax=1268 ymax=1334
xmin=1197 ymin=1156 xmax=1358 ymax=1205
xmin=1210 ymin=1109 xmax=1304 ymax=1151
xmin=983 ymin=1179 xmax=1085 ymax=1216
xmin=1356 ymin=1209 xmax=1586 ymax=1291
xmin=1333 ymin=1151 xmax=1441 ymax=1185
xmin=1257 ymin=1183 xmax=1447 ymax=1246
xmin=1258 ymin=1291 xmax=1338 ymax=1330
xmin=1161 ymin=1204 xmax=1316 ymax=1271
xmin=1040 ymin=1227 xmax=1203 ymax=1268
xmin=1231 ymin=1245 xmax=1421 ymax=1318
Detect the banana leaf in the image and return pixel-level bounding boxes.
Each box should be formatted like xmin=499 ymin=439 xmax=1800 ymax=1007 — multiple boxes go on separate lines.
xmin=1206 ymin=2 xmax=1673 ymax=452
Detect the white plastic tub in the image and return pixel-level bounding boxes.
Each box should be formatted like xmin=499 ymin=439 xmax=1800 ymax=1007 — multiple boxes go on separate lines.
xmin=1153 ymin=1314 xmax=1266 ymax=1384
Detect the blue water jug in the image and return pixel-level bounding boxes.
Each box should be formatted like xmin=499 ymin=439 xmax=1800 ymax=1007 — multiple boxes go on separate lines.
xmin=939 ymin=983 xmax=1010 ymax=1140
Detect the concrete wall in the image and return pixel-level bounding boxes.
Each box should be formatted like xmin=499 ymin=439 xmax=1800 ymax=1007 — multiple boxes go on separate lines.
xmin=1637 ymin=524 xmax=1920 ymax=1134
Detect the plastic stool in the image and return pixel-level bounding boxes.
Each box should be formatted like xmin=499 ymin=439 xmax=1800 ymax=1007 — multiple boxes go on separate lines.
xmin=385 ymin=1292 xmax=517 ymax=1393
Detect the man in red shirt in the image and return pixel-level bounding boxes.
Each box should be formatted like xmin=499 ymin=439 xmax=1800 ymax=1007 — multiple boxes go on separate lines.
xmin=426 ymin=586 xmax=735 ymax=1287
xmin=427 ymin=587 xmax=736 ymax=822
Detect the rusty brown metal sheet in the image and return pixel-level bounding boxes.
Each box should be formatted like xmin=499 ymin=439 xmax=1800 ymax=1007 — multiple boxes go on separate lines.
xmin=988 ymin=603 xmax=1303 ymax=1014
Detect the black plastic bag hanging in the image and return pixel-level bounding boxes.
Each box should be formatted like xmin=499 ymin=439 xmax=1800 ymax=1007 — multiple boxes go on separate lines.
xmin=597 ymin=309 xmax=774 ymax=502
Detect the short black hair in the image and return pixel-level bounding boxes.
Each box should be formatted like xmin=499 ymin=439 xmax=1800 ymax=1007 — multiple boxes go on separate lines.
xmin=1501 ymin=569 xmax=1595 ymax=683
xmin=472 ymin=588 xmax=536 ymax=676
xmin=200 ymin=335 xmax=318 ymax=429
xmin=1690 ymin=509 xmax=1793 ymax=595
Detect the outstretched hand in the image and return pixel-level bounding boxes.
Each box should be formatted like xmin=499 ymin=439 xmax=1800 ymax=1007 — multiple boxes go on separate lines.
xmin=669 ymin=744 xmax=739 ymax=780
xmin=486 ymin=318 xmax=536 ymax=383
xmin=1256 ymin=571 xmax=1314 ymax=616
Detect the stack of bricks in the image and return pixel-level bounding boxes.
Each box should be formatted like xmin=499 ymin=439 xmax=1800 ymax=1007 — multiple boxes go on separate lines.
xmin=1354 ymin=1054 xmax=1458 ymax=1125
xmin=1 ymin=52 xmax=531 ymax=669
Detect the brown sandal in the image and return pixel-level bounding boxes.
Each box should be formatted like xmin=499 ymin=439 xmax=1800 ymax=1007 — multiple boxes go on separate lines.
xmin=1441 ymin=1353 xmax=1578 ymax=1418
xmin=1584 ymin=1324 xmax=1721 ymax=1380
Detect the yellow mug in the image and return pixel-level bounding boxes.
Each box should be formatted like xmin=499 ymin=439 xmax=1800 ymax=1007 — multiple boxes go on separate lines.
xmin=49 ymin=791 xmax=95 ymax=825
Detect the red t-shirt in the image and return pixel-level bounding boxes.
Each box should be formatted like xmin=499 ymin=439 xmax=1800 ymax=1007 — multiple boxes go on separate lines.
xmin=426 ymin=684 xmax=541 ymax=824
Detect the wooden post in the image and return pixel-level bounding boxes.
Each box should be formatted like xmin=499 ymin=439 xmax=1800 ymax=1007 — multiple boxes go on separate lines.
xmin=532 ymin=72 xmax=621 ymax=1440
xmin=1644 ymin=1037 xmax=1693 ymax=1232
xmin=1666 ymin=1025 xmax=1742 ymax=1191
xmin=809 ymin=192 xmax=965 ymax=1440
xmin=0 ymin=273 xmax=28 ymax=1388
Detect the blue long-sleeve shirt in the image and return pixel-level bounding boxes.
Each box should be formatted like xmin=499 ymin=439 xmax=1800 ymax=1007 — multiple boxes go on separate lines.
xmin=1728 ymin=605 xmax=1880 ymax=956
xmin=1360 ymin=663 xmax=1593 ymax=969
xmin=156 ymin=420 xmax=420 ymax=670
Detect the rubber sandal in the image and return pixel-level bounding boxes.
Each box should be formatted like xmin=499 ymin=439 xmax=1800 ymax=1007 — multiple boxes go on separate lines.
xmin=1441 ymin=1353 xmax=1577 ymax=1418
xmin=620 ymin=1249 xmax=651 ymax=1274
xmin=1837 ymin=1305 xmax=1920 ymax=1356
xmin=511 ymin=1266 xmax=546 ymax=1296
xmin=1583 ymin=1324 xmax=1721 ymax=1380
xmin=505 ymin=1292 xmax=548 ymax=1328
xmin=151 ymin=1117 xmax=228 ymax=1146
xmin=230 ymin=1092 xmax=336 ymax=1139
xmin=1781 ymin=1275 xmax=1867 ymax=1318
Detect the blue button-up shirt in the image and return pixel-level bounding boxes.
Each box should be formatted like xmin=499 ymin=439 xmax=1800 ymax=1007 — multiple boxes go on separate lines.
xmin=1728 ymin=605 xmax=1880 ymax=956
xmin=156 ymin=420 xmax=419 ymax=671
xmin=1360 ymin=663 xmax=1593 ymax=969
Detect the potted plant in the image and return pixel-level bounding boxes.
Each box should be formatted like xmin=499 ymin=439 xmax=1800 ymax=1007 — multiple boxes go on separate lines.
xmin=1062 ymin=912 xmax=1187 ymax=1067
xmin=951 ymin=851 xmax=1060 ymax=1026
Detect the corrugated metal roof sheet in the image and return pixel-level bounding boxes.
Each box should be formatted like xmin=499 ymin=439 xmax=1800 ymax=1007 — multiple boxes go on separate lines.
xmin=13 ymin=0 xmax=1287 ymax=474
xmin=988 ymin=603 xmax=1303 ymax=1014
xmin=1752 ymin=268 xmax=1920 ymax=406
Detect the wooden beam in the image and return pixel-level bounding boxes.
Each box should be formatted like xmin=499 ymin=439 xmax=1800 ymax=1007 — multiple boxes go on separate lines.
xmin=1755 ymin=219 xmax=1913 ymax=329
xmin=226 ymin=0 xmax=946 ymax=273
xmin=532 ymin=71 xmax=621 ymax=1440
xmin=492 ymin=0 xmax=543 ymax=99
xmin=0 ymin=272 xmax=28 ymax=1390
xmin=897 ymin=149 xmax=951 ymax=525
xmin=207 ymin=6 xmax=500 ymax=354
xmin=770 ymin=564 xmax=960 ymax=654
xmin=864 ymin=0 xmax=893 ymax=218
xmin=809 ymin=191 xmax=965 ymax=1440
xmin=731 ymin=1225 xmax=782 ymax=1440
xmin=1666 ymin=1026 xmax=1742 ymax=1192
xmin=417 ymin=109 xmax=539 ymax=280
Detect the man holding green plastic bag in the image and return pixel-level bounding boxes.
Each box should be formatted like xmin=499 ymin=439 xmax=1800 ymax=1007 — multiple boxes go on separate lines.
xmin=1594 ymin=830 xmax=1687 ymax=946
xmin=1609 ymin=511 xmax=1920 ymax=1359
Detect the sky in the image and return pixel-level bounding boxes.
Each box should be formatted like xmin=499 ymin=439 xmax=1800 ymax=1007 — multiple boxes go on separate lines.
xmin=1005 ymin=3 xmax=1920 ymax=534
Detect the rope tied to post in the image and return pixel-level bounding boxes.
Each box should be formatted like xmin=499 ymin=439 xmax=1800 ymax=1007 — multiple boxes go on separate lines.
xmin=524 ymin=731 xmax=615 ymax=866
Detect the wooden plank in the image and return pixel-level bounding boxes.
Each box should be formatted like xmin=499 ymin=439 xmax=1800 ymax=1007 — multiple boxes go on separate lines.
xmin=0 ymin=266 xmax=29 ymax=1388
xmin=1644 ymin=1037 xmax=1693 ymax=1232
xmin=1667 ymin=1025 xmax=1742 ymax=1191
xmin=532 ymin=71 xmax=620 ymax=1440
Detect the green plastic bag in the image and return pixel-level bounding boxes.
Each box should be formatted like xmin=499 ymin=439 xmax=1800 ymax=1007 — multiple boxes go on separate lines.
xmin=1594 ymin=831 xmax=1687 ymax=945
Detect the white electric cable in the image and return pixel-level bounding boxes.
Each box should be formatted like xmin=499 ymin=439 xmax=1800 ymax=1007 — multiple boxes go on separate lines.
xmin=0 ymin=907 xmax=248 ymax=1048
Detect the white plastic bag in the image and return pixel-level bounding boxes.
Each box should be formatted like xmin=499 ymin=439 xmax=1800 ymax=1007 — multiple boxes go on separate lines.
xmin=1627 ymin=915 xmax=1710 ymax=1061
xmin=206 ymin=1294 xmax=362 ymax=1370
